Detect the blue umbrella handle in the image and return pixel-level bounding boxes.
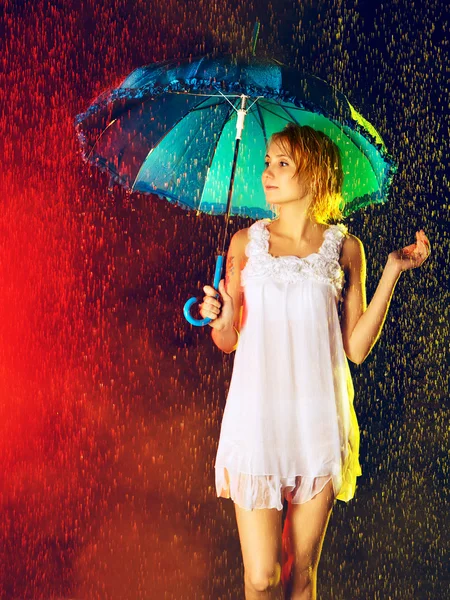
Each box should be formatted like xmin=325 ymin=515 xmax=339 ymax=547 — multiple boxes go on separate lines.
xmin=183 ymin=254 xmax=224 ymax=326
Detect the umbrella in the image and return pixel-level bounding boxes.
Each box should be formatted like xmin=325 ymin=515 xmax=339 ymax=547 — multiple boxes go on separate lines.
xmin=74 ymin=25 xmax=397 ymax=326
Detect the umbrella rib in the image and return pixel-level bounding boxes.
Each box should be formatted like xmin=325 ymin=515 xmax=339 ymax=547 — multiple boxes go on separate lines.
xmin=277 ymin=101 xmax=302 ymax=125
xmin=197 ymin=99 xmax=239 ymax=213
xmin=188 ymin=99 xmax=230 ymax=113
xmin=256 ymin=101 xmax=301 ymax=123
xmin=169 ymin=90 xmax=242 ymax=98
xmin=84 ymin=117 xmax=119 ymax=161
xmin=253 ymin=103 xmax=268 ymax=145
xmin=212 ymin=88 xmax=243 ymax=112
xmin=246 ymin=96 xmax=264 ymax=112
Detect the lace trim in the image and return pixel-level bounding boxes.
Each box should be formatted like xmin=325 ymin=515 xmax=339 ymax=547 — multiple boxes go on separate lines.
xmin=215 ymin=468 xmax=335 ymax=511
xmin=241 ymin=219 xmax=348 ymax=298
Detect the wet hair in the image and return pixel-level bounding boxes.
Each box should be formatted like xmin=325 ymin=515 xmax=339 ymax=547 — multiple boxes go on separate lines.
xmin=267 ymin=123 xmax=345 ymax=223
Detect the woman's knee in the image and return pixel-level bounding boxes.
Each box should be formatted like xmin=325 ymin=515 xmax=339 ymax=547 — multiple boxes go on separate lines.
xmin=245 ymin=561 xmax=282 ymax=592
xmin=234 ymin=502 xmax=283 ymax=589
xmin=291 ymin=561 xmax=316 ymax=594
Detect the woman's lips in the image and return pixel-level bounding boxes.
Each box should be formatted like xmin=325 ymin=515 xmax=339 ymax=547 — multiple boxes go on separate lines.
xmin=265 ymin=186 xmax=278 ymax=190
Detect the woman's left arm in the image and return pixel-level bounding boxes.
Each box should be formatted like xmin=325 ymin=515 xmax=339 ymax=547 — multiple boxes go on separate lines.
xmin=340 ymin=229 xmax=431 ymax=365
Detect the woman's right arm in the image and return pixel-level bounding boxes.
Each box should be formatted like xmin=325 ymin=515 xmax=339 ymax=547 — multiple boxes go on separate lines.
xmin=211 ymin=229 xmax=247 ymax=354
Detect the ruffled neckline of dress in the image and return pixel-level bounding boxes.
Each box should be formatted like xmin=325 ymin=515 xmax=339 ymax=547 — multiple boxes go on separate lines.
xmin=242 ymin=219 xmax=348 ymax=298
xmin=258 ymin=219 xmax=348 ymax=262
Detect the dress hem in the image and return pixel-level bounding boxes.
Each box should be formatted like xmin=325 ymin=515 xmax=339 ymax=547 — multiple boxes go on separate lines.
xmin=215 ymin=458 xmax=361 ymax=511
xmin=215 ymin=466 xmax=341 ymax=511
xmin=216 ymin=475 xmax=335 ymax=511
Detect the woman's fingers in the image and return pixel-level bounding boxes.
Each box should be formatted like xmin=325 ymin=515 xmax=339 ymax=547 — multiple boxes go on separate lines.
xmin=203 ymin=295 xmax=221 ymax=309
xmin=200 ymin=285 xmax=222 ymax=317
xmin=202 ymin=298 xmax=220 ymax=311
xmin=402 ymin=242 xmax=416 ymax=255
xmin=402 ymin=231 xmax=430 ymax=260
xmin=200 ymin=300 xmax=220 ymax=318
xmin=416 ymin=230 xmax=431 ymax=254
xmin=205 ymin=303 xmax=220 ymax=315
xmin=414 ymin=238 xmax=430 ymax=259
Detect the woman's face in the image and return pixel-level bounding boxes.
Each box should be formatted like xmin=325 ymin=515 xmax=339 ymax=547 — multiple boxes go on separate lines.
xmin=262 ymin=139 xmax=309 ymax=205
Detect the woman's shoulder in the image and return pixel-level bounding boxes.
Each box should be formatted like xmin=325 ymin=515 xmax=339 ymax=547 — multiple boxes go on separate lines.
xmin=231 ymin=221 xmax=266 ymax=245
xmin=330 ymin=221 xmax=362 ymax=243
xmin=339 ymin=226 xmax=364 ymax=246
xmin=338 ymin=226 xmax=366 ymax=269
xmin=232 ymin=218 xmax=270 ymax=247
xmin=228 ymin=227 xmax=251 ymax=256
xmin=227 ymin=227 xmax=252 ymax=271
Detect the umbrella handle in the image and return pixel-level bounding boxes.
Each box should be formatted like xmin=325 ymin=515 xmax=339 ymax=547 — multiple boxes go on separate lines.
xmin=183 ymin=254 xmax=224 ymax=327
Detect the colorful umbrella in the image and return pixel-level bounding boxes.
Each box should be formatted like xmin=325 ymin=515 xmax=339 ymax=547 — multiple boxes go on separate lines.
xmin=74 ymin=29 xmax=397 ymax=326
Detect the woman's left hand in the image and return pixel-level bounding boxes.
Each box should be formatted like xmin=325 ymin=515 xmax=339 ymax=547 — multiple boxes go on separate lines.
xmin=387 ymin=229 xmax=431 ymax=273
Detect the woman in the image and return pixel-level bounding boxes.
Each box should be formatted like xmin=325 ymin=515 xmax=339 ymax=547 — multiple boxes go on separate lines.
xmin=200 ymin=123 xmax=430 ymax=600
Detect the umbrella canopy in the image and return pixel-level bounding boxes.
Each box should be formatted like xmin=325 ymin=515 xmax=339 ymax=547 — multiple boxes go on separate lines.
xmin=75 ymin=50 xmax=397 ymax=326
xmin=74 ymin=54 xmax=397 ymax=219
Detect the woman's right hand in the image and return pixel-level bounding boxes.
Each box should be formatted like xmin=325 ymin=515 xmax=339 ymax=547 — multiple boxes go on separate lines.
xmin=200 ymin=279 xmax=234 ymax=330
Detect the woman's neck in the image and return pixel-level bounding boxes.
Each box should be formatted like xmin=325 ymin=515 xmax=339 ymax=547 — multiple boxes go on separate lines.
xmin=269 ymin=204 xmax=325 ymax=243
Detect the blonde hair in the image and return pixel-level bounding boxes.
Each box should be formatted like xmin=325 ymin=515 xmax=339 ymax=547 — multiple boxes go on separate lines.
xmin=268 ymin=123 xmax=345 ymax=224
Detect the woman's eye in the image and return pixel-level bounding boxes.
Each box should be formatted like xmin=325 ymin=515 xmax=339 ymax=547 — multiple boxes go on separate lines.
xmin=264 ymin=161 xmax=288 ymax=167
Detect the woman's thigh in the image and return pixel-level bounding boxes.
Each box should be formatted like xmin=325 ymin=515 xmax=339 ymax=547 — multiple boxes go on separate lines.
xmin=285 ymin=478 xmax=335 ymax=568
xmin=234 ymin=501 xmax=283 ymax=586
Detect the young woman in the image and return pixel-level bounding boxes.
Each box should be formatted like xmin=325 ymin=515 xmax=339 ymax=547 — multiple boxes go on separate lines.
xmin=199 ymin=123 xmax=430 ymax=600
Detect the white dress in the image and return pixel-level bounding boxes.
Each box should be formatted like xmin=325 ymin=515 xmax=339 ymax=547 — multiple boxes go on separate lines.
xmin=214 ymin=218 xmax=362 ymax=511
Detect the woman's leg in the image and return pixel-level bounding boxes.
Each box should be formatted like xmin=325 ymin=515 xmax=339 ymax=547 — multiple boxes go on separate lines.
xmin=284 ymin=479 xmax=335 ymax=600
xmin=234 ymin=501 xmax=284 ymax=599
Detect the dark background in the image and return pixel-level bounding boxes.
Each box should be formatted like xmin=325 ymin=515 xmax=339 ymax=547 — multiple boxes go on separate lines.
xmin=0 ymin=0 xmax=448 ymax=598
